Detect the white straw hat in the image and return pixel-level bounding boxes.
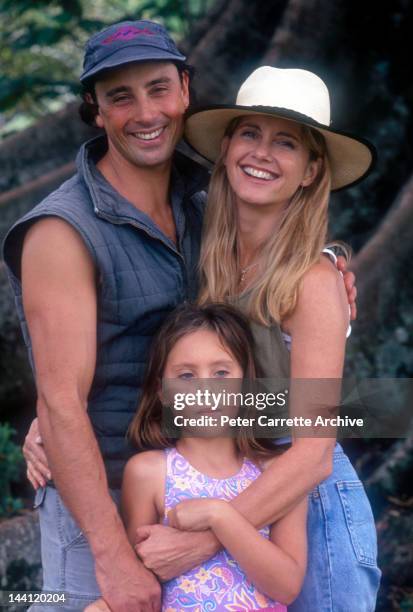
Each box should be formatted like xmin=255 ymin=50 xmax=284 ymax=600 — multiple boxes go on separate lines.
xmin=184 ymin=66 xmax=375 ymax=191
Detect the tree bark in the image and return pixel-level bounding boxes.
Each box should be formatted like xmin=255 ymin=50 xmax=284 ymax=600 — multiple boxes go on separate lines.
xmin=188 ymin=0 xmax=288 ymax=104
xmin=352 ymin=172 xmax=413 ymax=282
xmin=263 ymin=0 xmax=345 ymax=65
xmin=366 ymin=434 xmax=413 ymax=497
xmin=0 ymin=512 xmax=41 ymax=589
xmin=351 ymin=172 xmax=413 ymax=327
xmin=0 ymin=103 xmax=98 ymax=194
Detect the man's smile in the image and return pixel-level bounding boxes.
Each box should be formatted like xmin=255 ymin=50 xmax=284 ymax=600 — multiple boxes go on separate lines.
xmin=130 ymin=126 xmax=166 ymax=141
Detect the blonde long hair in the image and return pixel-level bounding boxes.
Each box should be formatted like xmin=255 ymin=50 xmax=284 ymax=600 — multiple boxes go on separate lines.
xmin=198 ymin=119 xmax=333 ymax=325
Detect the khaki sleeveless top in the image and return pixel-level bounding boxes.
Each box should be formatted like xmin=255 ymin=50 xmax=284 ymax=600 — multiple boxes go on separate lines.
xmin=231 ymin=249 xmax=348 ymax=380
xmin=232 ymin=290 xmax=291 ymax=379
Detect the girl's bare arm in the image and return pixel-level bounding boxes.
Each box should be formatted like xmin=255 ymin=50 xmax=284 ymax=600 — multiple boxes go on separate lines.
xmin=170 ymin=496 xmax=308 ymax=605
xmin=121 ymin=450 xmax=165 ymax=543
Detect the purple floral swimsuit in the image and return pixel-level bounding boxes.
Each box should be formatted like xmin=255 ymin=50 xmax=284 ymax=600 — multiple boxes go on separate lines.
xmin=162 ymin=447 xmax=286 ymax=612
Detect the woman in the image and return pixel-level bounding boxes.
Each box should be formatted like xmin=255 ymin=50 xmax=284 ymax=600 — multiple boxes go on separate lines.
xmin=179 ymin=66 xmax=381 ymax=611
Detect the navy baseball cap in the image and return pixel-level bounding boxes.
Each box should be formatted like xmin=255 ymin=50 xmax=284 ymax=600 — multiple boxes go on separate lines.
xmin=80 ymin=19 xmax=186 ymax=83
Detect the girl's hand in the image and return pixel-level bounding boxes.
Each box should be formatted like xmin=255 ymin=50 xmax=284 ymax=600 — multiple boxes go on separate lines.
xmin=23 ymin=417 xmax=52 ymax=489
xmin=167 ymin=498 xmax=227 ymax=531
xmin=84 ymin=598 xmax=112 ymax=611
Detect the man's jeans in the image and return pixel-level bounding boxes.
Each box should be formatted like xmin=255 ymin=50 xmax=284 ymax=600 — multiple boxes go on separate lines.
xmin=30 ymin=486 xmax=120 ymax=611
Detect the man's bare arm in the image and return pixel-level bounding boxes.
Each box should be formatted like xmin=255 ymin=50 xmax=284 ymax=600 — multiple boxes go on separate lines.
xmin=22 ymin=218 xmax=160 ymax=611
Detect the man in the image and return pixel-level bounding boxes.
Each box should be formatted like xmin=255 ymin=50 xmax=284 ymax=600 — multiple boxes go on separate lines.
xmin=3 ymin=20 xmax=208 ymax=611
xmin=4 ymin=19 xmax=357 ymax=612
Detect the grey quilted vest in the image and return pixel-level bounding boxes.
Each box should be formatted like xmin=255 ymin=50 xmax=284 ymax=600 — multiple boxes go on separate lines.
xmin=3 ymin=135 xmax=208 ymax=488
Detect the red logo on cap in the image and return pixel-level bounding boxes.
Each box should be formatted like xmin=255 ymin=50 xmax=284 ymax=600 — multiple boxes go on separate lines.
xmin=103 ymin=26 xmax=156 ymax=44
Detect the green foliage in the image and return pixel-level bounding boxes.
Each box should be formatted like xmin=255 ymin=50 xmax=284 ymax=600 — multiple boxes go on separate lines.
xmin=0 ymin=0 xmax=105 ymax=133
xmin=0 ymin=423 xmax=24 ymax=517
xmin=0 ymin=0 xmax=212 ymax=137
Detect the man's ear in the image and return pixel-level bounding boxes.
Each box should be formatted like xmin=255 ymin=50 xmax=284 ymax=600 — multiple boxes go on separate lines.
xmin=95 ymin=113 xmax=104 ymax=129
xmin=302 ymin=157 xmax=322 ymax=187
xmin=84 ymin=92 xmax=103 ymax=129
xmin=181 ymin=70 xmax=190 ymax=110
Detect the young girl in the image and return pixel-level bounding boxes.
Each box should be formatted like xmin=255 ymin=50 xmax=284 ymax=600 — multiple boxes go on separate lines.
xmin=87 ymin=302 xmax=307 ymax=611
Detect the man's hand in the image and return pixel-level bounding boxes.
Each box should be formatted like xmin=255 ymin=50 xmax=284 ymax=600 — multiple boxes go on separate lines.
xmin=336 ymin=255 xmax=357 ymax=320
xmin=23 ymin=417 xmax=51 ymax=489
xmin=167 ymin=499 xmax=224 ymax=531
xmin=135 ymin=524 xmax=220 ymax=582
xmin=95 ymin=547 xmax=161 ymax=612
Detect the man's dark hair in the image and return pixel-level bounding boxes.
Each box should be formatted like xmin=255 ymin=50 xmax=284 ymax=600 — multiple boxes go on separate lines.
xmin=78 ymin=61 xmax=196 ymax=127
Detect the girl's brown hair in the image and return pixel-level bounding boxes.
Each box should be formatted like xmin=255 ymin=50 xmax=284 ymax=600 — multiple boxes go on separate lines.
xmin=128 ymin=302 xmax=278 ymax=458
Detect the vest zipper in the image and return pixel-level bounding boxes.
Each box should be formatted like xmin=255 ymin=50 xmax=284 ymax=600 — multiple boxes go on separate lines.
xmin=93 ymin=207 xmax=189 ymax=297
xmin=93 ymin=207 xmax=185 ymax=261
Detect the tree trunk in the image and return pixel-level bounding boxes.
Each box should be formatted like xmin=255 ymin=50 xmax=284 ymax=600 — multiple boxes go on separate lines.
xmin=351 ymin=172 xmax=413 ymax=329
xmin=188 ymin=0 xmax=288 ymax=104
xmin=263 ymin=0 xmax=345 ymax=65
xmin=0 ymin=103 xmax=98 ymax=194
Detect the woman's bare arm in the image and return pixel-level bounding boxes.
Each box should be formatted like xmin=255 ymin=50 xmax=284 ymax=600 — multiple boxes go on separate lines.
xmin=229 ymin=257 xmax=348 ymax=526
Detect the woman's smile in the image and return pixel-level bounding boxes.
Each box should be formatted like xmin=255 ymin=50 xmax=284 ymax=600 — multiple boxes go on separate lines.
xmin=241 ymin=165 xmax=280 ymax=181
xmin=224 ymin=114 xmax=316 ymax=208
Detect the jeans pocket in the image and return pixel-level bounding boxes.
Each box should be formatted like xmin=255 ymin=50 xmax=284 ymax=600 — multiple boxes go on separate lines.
xmin=55 ymin=493 xmax=87 ymax=550
xmin=336 ymin=480 xmax=378 ymax=567
xmin=33 ymin=485 xmax=47 ymax=509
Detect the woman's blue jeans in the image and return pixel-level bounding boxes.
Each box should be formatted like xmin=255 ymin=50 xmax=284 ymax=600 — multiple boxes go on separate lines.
xmin=289 ymin=444 xmax=381 ymax=611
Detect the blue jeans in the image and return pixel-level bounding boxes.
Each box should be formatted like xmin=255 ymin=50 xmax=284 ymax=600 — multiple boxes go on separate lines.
xmin=289 ymin=444 xmax=381 ymax=611
xmin=29 ymin=486 xmax=120 ymax=611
